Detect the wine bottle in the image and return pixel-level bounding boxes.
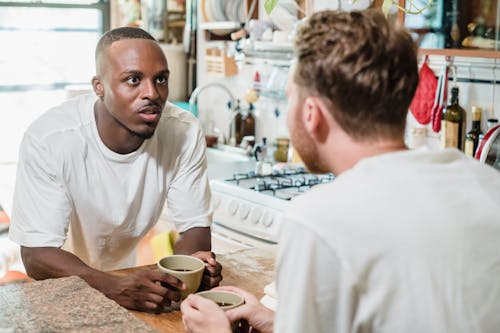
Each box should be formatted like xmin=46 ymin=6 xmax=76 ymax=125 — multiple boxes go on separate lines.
xmin=464 ymin=106 xmax=483 ymax=157
xmin=240 ymin=103 xmax=256 ymax=144
xmin=233 ymin=100 xmax=243 ymax=145
xmin=441 ymin=87 xmax=466 ymax=150
xmin=478 ymin=118 xmax=498 ymax=146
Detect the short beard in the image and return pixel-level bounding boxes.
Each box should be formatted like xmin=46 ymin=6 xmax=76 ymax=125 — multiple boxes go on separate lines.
xmin=291 ymin=112 xmax=330 ymax=174
xmin=135 ymin=128 xmax=155 ymax=140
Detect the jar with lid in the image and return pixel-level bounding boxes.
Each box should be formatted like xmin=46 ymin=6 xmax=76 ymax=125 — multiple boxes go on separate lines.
xmin=273 ymin=137 xmax=290 ymax=163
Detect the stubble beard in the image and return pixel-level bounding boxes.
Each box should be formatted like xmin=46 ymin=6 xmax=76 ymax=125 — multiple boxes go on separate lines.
xmin=291 ymin=114 xmax=330 ymax=174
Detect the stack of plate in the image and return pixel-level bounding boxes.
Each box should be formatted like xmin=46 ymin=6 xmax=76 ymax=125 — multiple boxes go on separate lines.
xmin=201 ymin=0 xmax=247 ymax=35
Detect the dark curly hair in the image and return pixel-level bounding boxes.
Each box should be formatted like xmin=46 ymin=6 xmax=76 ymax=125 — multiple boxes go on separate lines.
xmin=294 ymin=9 xmax=419 ymax=141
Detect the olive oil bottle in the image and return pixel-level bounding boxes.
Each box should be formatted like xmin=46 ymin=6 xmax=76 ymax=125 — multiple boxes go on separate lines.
xmin=441 ymin=87 xmax=466 ymax=150
xmin=464 ymin=106 xmax=483 ymax=157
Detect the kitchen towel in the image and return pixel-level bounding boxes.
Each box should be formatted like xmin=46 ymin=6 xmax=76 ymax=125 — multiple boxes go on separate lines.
xmin=409 ymin=56 xmax=437 ymax=125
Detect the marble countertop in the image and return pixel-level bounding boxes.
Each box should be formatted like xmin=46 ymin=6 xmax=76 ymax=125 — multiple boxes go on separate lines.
xmin=0 ymin=248 xmax=275 ymax=332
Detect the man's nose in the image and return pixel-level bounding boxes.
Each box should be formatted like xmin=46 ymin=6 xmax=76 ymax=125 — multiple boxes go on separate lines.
xmin=142 ymin=80 xmax=159 ymax=100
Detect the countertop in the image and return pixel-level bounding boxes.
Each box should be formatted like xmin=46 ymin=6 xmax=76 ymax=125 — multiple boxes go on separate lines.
xmin=205 ymin=146 xmax=256 ymax=180
xmin=0 ymin=248 xmax=274 ymax=333
xmin=111 ymin=247 xmax=275 ymax=332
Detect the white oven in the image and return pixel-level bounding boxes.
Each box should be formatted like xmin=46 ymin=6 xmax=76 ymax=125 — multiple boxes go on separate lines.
xmin=209 ymin=167 xmax=334 ymax=254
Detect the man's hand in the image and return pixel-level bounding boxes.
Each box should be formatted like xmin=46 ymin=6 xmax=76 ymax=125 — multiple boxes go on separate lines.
xmin=181 ymin=294 xmax=232 ymax=333
xmin=191 ymin=251 xmax=223 ymax=290
xmin=217 ymin=286 xmax=275 ymax=333
xmin=20 ymin=247 xmax=186 ymax=313
xmin=102 ymin=267 xmax=185 ymax=313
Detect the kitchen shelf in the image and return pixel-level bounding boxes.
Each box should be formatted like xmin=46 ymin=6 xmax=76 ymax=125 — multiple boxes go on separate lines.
xmin=200 ymin=21 xmax=243 ymax=41
xmin=199 ymin=21 xmax=243 ymax=31
xmin=418 ymin=48 xmax=500 ymax=59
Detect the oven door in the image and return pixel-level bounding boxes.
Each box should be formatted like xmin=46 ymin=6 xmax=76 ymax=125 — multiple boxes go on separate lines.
xmin=211 ymin=222 xmax=277 ymax=255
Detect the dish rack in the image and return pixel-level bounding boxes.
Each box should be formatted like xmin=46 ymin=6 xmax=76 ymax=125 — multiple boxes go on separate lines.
xmin=205 ymin=47 xmax=238 ymax=77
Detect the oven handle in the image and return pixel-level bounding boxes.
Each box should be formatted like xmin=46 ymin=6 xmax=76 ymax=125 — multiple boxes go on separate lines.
xmin=211 ymin=224 xmax=253 ymax=249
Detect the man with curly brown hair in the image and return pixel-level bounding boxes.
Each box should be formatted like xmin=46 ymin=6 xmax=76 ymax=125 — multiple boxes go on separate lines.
xmin=181 ymin=9 xmax=500 ymax=333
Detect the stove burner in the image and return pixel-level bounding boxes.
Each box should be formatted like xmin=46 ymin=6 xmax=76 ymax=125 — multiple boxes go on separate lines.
xmin=224 ymin=167 xmax=335 ymax=200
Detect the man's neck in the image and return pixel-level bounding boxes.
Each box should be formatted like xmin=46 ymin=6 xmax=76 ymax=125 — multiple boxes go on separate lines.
xmin=94 ymin=101 xmax=144 ymax=154
xmin=326 ymin=135 xmax=407 ymax=175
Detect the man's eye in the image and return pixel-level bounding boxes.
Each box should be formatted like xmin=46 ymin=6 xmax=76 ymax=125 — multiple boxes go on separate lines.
xmin=156 ymin=76 xmax=168 ymax=85
xmin=127 ymin=76 xmax=139 ymax=84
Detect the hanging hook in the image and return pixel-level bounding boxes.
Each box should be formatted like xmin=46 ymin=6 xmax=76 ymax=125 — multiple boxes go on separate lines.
xmin=453 ymin=64 xmax=458 ymax=87
xmin=491 ymin=59 xmax=497 ymax=118
xmin=445 ymin=56 xmax=457 ymax=87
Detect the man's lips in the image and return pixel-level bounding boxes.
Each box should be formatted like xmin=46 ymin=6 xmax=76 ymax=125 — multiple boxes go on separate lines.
xmin=138 ymin=104 xmax=162 ymax=122
xmin=138 ymin=104 xmax=161 ymax=114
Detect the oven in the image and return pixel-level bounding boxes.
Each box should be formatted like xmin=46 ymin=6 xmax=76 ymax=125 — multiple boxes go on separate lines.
xmin=209 ymin=166 xmax=335 ymax=254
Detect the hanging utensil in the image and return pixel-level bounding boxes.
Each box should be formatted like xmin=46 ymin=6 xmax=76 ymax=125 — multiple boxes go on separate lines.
xmin=431 ymin=63 xmax=448 ymax=133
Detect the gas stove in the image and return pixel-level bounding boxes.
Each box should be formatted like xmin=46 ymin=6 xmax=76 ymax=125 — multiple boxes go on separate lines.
xmin=210 ymin=167 xmax=335 ymax=243
xmin=224 ymin=167 xmax=334 ymax=200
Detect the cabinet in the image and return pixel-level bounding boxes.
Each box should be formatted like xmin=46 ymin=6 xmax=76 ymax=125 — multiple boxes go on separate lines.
xmin=400 ymin=0 xmax=500 ymax=59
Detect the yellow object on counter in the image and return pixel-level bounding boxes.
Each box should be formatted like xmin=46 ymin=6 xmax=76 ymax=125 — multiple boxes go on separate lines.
xmin=290 ymin=146 xmax=303 ymax=164
xmin=150 ymin=229 xmax=178 ymax=262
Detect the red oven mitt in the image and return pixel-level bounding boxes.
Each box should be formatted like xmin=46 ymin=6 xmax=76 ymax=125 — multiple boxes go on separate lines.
xmin=409 ymin=57 xmax=437 ymax=125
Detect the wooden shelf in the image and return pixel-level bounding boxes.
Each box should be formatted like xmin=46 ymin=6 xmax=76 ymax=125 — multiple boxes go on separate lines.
xmin=418 ymin=48 xmax=500 ymax=59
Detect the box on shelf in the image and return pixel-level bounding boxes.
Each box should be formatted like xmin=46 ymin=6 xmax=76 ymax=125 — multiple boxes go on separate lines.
xmin=205 ymin=47 xmax=238 ymax=77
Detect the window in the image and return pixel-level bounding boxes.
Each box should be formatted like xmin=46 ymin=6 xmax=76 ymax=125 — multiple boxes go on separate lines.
xmin=0 ymin=1 xmax=109 ymax=91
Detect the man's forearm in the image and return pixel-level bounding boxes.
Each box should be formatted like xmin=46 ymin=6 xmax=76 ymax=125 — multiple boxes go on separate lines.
xmin=174 ymin=226 xmax=211 ymax=254
xmin=21 ymin=246 xmax=112 ymax=291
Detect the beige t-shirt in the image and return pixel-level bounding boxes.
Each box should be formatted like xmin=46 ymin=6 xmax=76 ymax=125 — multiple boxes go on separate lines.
xmin=9 ymin=94 xmax=212 ymax=270
xmin=275 ymin=148 xmax=500 ymax=333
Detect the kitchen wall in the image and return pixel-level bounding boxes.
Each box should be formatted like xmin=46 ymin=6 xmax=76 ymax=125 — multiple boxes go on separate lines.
xmin=408 ymin=55 xmax=500 ymax=150
xmin=195 ymin=2 xmax=291 ymax=149
xmin=195 ymin=4 xmax=500 ymax=154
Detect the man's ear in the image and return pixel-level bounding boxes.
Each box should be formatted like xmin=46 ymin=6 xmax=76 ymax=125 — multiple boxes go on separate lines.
xmin=92 ymin=76 xmax=104 ymax=99
xmin=302 ymin=96 xmax=329 ymax=142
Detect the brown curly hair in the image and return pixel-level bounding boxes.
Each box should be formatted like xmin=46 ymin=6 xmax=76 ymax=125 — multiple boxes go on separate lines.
xmin=294 ymin=9 xmax=419 ymax=141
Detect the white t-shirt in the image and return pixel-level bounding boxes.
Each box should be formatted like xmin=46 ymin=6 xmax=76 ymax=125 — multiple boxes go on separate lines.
xmin=275 ymin=148 xmax=500 ymax=333
xmin=9 ymin=94 xmax=212 ymax=270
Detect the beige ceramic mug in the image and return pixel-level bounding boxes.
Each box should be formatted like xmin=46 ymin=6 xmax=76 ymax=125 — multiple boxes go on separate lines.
xmin=196 ymin=290 xmax=245 ymax=332
xmin=196 ymin=290 xmax=244 ymax=310
xmin=157 ymin=255 xmax=205 ymax=299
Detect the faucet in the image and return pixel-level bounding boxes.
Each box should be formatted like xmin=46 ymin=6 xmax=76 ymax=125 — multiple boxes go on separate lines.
xmin=188 ymin=82 xmax=237 ymax=146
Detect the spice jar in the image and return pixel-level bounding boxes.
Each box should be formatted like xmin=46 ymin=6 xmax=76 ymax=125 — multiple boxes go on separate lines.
xmin=273 ymin=137 xmax=290 ymax=163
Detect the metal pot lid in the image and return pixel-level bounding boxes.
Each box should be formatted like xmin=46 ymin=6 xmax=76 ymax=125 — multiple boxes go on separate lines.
xmin=475 ymin=125 xmax=500 ymax=171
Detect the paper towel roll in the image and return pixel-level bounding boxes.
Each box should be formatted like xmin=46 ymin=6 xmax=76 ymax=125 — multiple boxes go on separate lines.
xmin=160 ymin=43 xmax=187 ymax=102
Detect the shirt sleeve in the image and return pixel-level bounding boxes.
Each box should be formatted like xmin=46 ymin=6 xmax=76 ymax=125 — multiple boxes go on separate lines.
xmin=9 ymin=133 xmax=72 ymax=248
xmin=274 ymin=218 xmax=348 ymax=333
xmin=165 ymin=123 xmax=212 ymax=233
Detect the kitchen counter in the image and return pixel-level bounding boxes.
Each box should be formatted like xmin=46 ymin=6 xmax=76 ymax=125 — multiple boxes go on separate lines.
xmin=111 ymin=247 xmax=275 ymax=332
xmin=205 ymin=146 xmax=256 ymax=180
xmin=0 ymin=248 xmax=274 ymax=332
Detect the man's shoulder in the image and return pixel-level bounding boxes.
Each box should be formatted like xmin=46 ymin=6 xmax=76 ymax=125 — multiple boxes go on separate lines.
xmin=154 ymin=102 xmax=202 ymax=144
xmin=26 ymin=93 xmax=95 ymax=142
xmin=161 ymin=102 xmax=199 ymax=126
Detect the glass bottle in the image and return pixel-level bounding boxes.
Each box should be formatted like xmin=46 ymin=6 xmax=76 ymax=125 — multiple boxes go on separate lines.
xmin=233 ymin=100 xmax=243 ymax=145
xmin=478 ymin=118 xmax=499 ymax=144
xmin=441 ymin=87 xmax=466 ymax=150
xmin=239 ymin=103 xmax=255 ymax=145
xmin=464 ymin=106 xmax=483 ymax=157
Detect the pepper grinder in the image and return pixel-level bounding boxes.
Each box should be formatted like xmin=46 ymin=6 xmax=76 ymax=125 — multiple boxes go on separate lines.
xmin=253 ymin=138 xmax=272 ymax=175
